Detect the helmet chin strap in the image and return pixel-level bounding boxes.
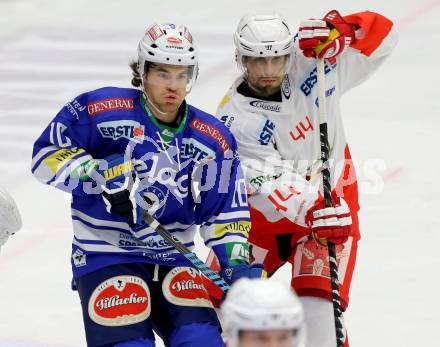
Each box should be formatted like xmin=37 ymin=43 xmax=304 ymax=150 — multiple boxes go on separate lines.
xmin=143 ymin=91 xmax=170 ymax=117
xmin=141 ymin=76 xmax=171 ymax=117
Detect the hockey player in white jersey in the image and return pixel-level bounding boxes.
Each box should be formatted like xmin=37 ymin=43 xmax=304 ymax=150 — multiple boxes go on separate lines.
xmin=215 ymin=10 xmax=398 ymax=347
xmin=221 ymin=278 xmax=305 ymax=347
xmin=0 ymin=186 xmax=22 ymax=251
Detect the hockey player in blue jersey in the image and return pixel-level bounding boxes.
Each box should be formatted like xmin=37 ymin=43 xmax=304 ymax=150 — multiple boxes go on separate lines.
xmin=31 ymin=23 xmax=264 ymax=347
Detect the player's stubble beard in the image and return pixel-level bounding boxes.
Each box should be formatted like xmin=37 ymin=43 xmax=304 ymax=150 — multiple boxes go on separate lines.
xmin=247 ymin=75 xmax=284 ymax=98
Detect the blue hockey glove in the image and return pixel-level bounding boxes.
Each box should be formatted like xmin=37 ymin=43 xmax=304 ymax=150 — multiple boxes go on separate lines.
xmin=220 ymin=263 xmax=266 ymax=285
xmin=94 ymin=154 xmax=145 ymax=227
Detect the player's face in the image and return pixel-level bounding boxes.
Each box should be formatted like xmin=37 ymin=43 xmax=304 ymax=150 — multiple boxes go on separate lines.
xmin=143 ymin=64 xmax=190 ymax=117
xmin=238 ymin=329 xmax=296 ymax=347
xmin=244 ymin=55 xmax=289 ymax=97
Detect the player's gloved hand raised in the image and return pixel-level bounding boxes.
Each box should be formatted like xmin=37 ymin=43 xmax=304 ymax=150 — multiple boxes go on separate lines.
xmin=299 ymin=10 xmax=355 ymax=60
xmin=310 ymin=197 xmax=352 ymax=245
xmin=92 ymin=154 xmax=145 ymax=227
xmin=220 ymin=263 xmax=266 ymax=285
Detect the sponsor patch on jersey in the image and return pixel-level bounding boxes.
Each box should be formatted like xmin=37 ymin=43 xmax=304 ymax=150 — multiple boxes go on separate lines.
xmin=43 ymin=148 xmax=85 ymax=173
xmin=299 ymin=61 xmax=336 ymax=96
xmin=314 ymin=85 xmax=336 ymax=107
xmin=257 ymin=119 xmax=275 ymax=145
xmin=87 ymin=98 xmax=134 ymax=116
xmin=118 ymin=233 xmax=149 ymax=248
xmin=162 ymin=267 xmax=213 ymax=308
xmin=145 ymin=252 xmax=177 ymax=262
xmin=65 ymin=99 xmax=86 ymax=119
xmin=220 ymin=115 xmax=235 ymax=129
xmin=141 ymin=234 xmax=171 ymax=250
xmin=88 ymin=275 xmax=151 ymax=326
xmin=281 ymin=75 xmax=291 ymax=99
xmin=214 ymin=221 xmax=251 ymax=238
xmin=181 ymin=138 xmax=216 ymax=163
xmin=249 ymin=173 xmax=282 ymax=191
xmin=103 ymin=160 xmax=134 ymax=181
xmin=97 ymin=120 xmax=144 ymax=143
xmin=190 ymin=118 xmax=230 ymax=153
xmin=118 ymin=233 xmax=172 ymax=250
xmin=249 ymin=100 xmax=281 ymax=113
xmin=226 ymin=242 xmax=250 ymax=265
xmin=72 ymin=249 xmax=86 ymax=267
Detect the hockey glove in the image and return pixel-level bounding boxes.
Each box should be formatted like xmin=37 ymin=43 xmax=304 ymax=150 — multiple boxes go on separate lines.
xmin=220 ymin=263 xmax=266 ymax=285
xmin=211 ymin=243 xmax=266 ymax=285
xmin=310 ymin=197 xmax=352 ymax=245
xmin=299 ymin=10 xmax=355 ymax=60
xmin=94 ymin=154 xmax=146 ymax=227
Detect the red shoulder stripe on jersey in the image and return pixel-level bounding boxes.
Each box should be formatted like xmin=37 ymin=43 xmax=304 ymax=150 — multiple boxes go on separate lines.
xmin=344 ymin=11 xmax=393 ymax=57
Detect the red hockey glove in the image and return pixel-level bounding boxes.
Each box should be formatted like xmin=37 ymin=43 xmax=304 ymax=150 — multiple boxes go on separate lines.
xmin=311 ymin=198 xmax=352 ymax=245
xmin=299 ymin=10 xmax=355 ymax=60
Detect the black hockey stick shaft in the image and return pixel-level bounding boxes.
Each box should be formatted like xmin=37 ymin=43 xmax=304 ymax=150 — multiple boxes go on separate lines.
xmin=317 ymin=58 xmax=345 ymax=347
xmin=143 ymin=211 xmax=230 ymax=293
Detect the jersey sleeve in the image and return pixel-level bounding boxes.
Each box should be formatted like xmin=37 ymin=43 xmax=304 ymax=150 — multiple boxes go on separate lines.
xmin=31 ymin=94 xmax=95 ymax=196
xmin=194 ymin=135 xmax=251 ymax=269
xmin=337 ymin=11 xmax=398 ymax=93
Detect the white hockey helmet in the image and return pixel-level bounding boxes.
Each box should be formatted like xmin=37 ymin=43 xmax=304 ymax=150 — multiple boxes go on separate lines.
xmin=138 ymin=23 xmax=198 ymax=92
xmin=234 ymin=13 xmax=293 ymax=75
xmin=221 ymin=278 xmax=306 ymax=347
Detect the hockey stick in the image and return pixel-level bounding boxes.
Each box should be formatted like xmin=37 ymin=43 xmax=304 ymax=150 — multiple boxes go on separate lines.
xmin=142 ymin=211 xmax=231 ymax=293
xmin=316 ymin=58 xmax=345 ymax=347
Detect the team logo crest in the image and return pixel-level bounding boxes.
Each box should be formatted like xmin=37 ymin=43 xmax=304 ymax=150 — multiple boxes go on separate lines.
xmin=162 ymin=267 xmax=213 ymax=308
xmin=143 ymin=186 xmax=167 ymax=218
xmin=88 ymin=276 xmax=151 ymax=326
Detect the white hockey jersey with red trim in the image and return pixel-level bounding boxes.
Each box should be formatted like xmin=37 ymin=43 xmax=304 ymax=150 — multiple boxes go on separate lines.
xmin=216 ymin=11 xmax=398 ymax=238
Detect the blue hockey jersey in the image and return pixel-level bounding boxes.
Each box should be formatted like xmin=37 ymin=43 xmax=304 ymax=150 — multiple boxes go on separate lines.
xmin=31 ymin=87 xmax=250 ymax=278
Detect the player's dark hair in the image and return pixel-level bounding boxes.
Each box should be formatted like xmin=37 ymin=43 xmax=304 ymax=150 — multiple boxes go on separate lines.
xmin=129 ymin=61 xmax=153 ymax=87
xmin=129 ymin=61 xmax=142 ymax=87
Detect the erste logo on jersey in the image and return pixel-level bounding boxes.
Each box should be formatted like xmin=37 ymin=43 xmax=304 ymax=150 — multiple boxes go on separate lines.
xmin=97 ymin=120 xmax=144 ymax=143
xmin=249 ymin=100 xmax=281 ymax=113
xmin=162 ymin=267 xmax=213 ymax=308
xmin=300 ymin=61 xmax=335 ymax=96
xmin=88 ymin=276 xmax=151 ymax=326
xmin=258 ymin=119 xmax=275 ymax=145
xmin=87 ymin=98 xmax=134 ymax=116
xmin=181 ymin=138 xmax=216 ymax=163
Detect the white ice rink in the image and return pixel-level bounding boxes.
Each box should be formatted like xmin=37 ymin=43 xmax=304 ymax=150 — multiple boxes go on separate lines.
xmin=0 ymin=0 xmax=439 ymax=346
